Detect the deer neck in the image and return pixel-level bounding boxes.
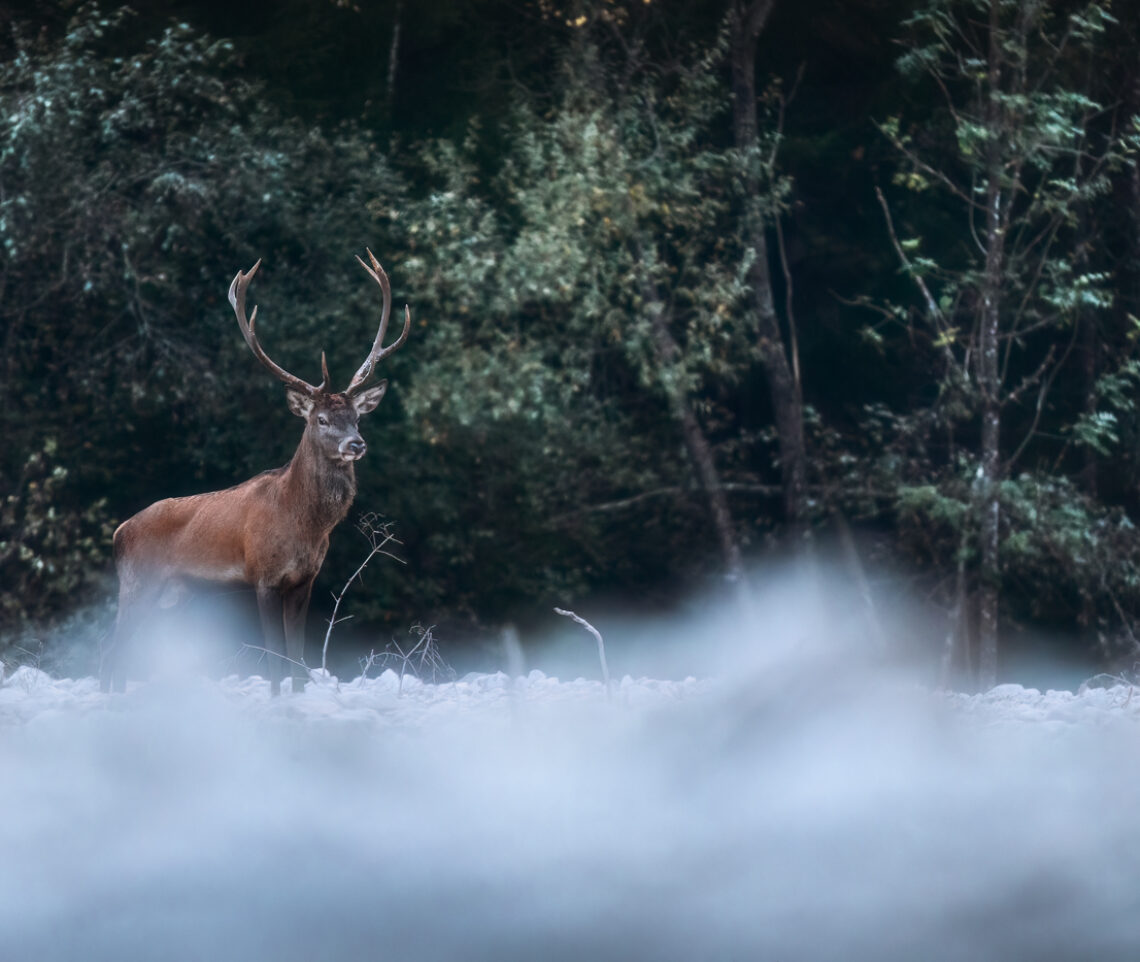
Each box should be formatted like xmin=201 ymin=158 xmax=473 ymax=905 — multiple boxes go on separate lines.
xmin=283 ymin=436 xmax=357 ymax=531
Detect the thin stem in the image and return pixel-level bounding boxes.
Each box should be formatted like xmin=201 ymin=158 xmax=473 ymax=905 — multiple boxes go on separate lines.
xmin=321 ymin=516 xmax=404 ymax=671
xmin=554 ymin=608 xmax=612 ymax=701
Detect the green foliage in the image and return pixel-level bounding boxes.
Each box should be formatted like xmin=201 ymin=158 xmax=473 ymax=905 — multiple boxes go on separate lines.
xmin=882 ymin=0 xmax=1128 ymax=352
xmin=385 ymin=34 xmax=772 ymax=619
xmin=4 ymin=0 xmax=1140 ymax=676
xmin=0 ymin=4 xmax=403 ymax=634
xmin=1071 ymin=359 xmax=1140 ymax=456
xmin=844 ymin=403 xmax=1140 ymax=656
xmin=0 ymin=440 xmax=115 ymax=652
xmin=0 ymin=5 xmax=775 ymax=643
xmin=866 ymin=0 xmax=1140 ymax=675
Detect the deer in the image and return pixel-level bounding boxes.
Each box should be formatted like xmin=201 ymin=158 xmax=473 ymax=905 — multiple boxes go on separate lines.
xmin=101 ymin=250 xmax=411 ymax=695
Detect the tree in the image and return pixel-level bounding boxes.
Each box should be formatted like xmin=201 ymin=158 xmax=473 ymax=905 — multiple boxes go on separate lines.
xmin=391 ymin=27 xmax=779 ymax=614
xmin=877 ymin=0 xmax=1133 ymax=687
xmin=728 ymin=0 xmax=809 ymax=534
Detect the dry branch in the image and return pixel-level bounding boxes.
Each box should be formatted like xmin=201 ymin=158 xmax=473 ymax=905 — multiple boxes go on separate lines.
xmin=554 ymin=607 xmax=612 ymax=701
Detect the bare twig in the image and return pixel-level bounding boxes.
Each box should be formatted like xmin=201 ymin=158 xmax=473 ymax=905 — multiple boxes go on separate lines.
xmin=360 ymin=624 xmax=454 ymax=694
xmin=554 ymin=607 xmax=612 ymax=701
xmin=322 ymin=513 xmax=405 ymax=671
xmin=771 ymin=62 xmax=806 ymax=394
xmin=875 ymin=187 xmax=945 ymax=327
xmin=356 ymin=649 xmax=379 ymax=686
xmin=547 ymin=481 xmax=783 ymax=527
xmin=1004 ymin=325 xmax=1076 ymax=472
xmin=238 ymin=644 xmax=313 ymax=689
xmin=878 ymin=129 xmax=980 ymax=208
xmin=1105 ymin=588 xmax=1140 ymax=654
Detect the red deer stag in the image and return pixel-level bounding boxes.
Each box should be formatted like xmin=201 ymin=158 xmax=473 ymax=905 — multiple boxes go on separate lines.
xmin=102 ymin=251 xmax=411 ymax=694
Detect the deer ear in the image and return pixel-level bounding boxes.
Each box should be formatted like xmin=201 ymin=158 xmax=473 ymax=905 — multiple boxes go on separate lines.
xmin=287 ymin=390 xmax=314 ymax=419
xmin=352 ymin=380 xmax=387 ymax=415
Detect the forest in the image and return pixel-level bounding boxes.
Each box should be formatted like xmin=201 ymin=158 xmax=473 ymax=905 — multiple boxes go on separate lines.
xmin=2 ymin=0 xmax=1139 ymax=689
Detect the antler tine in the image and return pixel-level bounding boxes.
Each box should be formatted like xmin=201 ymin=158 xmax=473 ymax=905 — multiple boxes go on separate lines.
xmin=346 ymin=248 xmax=412 ymax=394
xmin=228 ymin=259 xmax=326 ymax=396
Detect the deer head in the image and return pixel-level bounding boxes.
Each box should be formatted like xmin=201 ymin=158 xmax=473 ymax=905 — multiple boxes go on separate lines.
xmin=227 ymin=250 xmax=411 ymax=464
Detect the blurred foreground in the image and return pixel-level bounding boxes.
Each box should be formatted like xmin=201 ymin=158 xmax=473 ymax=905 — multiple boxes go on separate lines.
xmin=2 ymin=568 xmax=1139 ymax=961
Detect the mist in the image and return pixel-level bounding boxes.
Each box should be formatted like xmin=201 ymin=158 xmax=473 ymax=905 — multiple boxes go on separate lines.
xmin=3 ymin=565 xmax=1140 ymax=961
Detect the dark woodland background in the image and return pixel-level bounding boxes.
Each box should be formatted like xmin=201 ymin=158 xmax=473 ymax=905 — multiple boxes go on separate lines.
xmin=2 ymin=0 xmax=1139 ymax=688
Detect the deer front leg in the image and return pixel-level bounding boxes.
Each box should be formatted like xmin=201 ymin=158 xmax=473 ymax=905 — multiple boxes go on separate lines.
xmin=283 ymin=580 xmax=314 ymax=694
xmin=255 ymin=585 xmax=287 ymax=696
xmin=103 ymin=577 xmax=160 ymax=694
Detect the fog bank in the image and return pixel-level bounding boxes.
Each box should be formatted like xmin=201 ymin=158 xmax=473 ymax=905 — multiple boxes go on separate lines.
xmin=3 ymin=569 xmax=1139 ymax=960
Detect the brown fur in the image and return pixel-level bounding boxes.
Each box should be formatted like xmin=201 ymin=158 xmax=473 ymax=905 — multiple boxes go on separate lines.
xmin=104 ymin=252 xmax=409 ymax=695
xmin=103 ymin=387 xmax=384 ymax=694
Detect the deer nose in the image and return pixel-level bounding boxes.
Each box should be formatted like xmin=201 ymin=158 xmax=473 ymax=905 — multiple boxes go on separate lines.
xmin=346 ymin=439 xmax=366 ymax=458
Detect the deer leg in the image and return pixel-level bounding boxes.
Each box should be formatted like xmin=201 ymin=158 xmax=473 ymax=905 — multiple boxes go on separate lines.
xmin=101 ymin=614 xmax=124 ymax=694
xmin=283 ymin=580 xmax=314 ymax=694
xmin=103 ymin=576 xmax=158 ymax=694
xmin=255 ymin=585 xmax=287 ymax=697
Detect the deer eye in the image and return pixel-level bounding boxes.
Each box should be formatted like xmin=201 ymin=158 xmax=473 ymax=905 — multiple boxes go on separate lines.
xmin=317 ymin=415 xmax=329 ymax=426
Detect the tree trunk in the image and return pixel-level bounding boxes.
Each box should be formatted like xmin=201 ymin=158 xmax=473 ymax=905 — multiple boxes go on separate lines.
xmin=640 ymin=276 xmax=747 ymax=593
xmin=977 ymin=396 xmax=1000 ymax=690
xmin=385 ymin=1 xmax=404 ymax=119
xmin=976 ymin=0 xmax=1006 ymax=691
xmin=1078 ymin=265 xmax=1099 ymax=500
xmin=729 ymin=0 xmax=808 ymax=532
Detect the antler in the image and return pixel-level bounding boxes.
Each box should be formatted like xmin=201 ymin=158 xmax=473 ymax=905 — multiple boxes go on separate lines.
xmin=345 ymin=248 xmax=412 ymax=395
xmin=229 ymin=260 xmax=328 ymax=396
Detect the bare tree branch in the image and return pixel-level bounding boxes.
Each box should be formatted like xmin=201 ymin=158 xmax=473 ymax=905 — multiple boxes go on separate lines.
xmin=321 ymin=514 xmax=405 ymax=672
xmin=554 ymin=607 xmax=611 ymax=700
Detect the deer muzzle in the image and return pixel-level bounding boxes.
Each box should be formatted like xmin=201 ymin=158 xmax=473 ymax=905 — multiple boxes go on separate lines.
xmin=339 ymin=437 xmax=367 ymax=461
